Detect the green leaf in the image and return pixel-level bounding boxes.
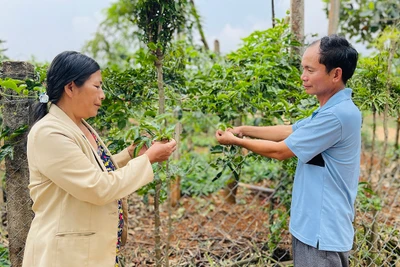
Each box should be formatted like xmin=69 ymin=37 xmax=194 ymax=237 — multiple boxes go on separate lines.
xmin=212 ymin=169 xmax=224 ymax=182
xmin=368 ymin=1 xmax=374 ymax=10
xmin=133 ymin=141 xmax=146 ymax=158
xmin=0 ymin=144 xmax=13 ymax=161
xmin=0 ymin=80 xmax=18 ymax=91
xmin=117 ymin=120 xmax=126 ymax=129
xmin=9 ymin=125 xmax=28 ymax=139
xmin=148 ymin=42 xmax=157 ymax=51
xmin=210 ymin=145 xmax=224 ymax=154
xmin=144 ymin=110 xmax=157 ymax=117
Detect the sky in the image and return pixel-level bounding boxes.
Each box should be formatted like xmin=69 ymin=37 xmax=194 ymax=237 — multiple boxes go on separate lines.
xmin=0 ymin=0 xmax=366 ymax=63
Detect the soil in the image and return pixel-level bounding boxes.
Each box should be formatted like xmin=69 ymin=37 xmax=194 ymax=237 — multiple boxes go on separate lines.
xmin=121 ymin=186 xmax=292 ymax=266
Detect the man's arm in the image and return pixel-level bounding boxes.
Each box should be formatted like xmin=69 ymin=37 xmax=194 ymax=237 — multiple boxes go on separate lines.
xmin=215 ymin=130 xmax=295 ymax=160
xmin=232 ymin=125 xmax=293 ymax=141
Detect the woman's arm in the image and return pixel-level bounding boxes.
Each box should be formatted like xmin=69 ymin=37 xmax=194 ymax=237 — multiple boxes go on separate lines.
xmin=30 ymin=125 xmax=154 ymax=206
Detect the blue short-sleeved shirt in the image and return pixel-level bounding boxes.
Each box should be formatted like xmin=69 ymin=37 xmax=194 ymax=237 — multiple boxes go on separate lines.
xmin=284 ymin=88 xmax=361 ymax=252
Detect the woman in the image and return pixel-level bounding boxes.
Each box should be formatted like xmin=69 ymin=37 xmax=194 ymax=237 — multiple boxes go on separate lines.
xmin=22 ymin=51 xmax=176 ymax=267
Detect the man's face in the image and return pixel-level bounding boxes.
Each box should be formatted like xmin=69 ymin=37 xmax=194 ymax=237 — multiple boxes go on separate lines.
xmin=300 ymin=43 xmax=335 ymax=97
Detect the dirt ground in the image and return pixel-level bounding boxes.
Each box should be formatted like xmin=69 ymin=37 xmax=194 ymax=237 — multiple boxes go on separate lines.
xmin=121 ymin=186 xmax=292 ymax=266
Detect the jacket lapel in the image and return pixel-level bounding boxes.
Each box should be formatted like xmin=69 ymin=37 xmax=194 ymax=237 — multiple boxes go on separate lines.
xmin=48 ymin=104 xmax=107 ymax=171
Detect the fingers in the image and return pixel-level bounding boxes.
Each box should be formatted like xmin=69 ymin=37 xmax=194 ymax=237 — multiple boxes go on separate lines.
xmin=169 ymin=139 xmax=177 ymax=152
xmin=144 ymin=139 xmax=177 ymax=164
xmin=168 ymin=138 xmax=177 ymax=147
xmin=215 ymin=129 xmax=238 ymax=145
xmin=227 ymin=127 xmax=242 ymax=137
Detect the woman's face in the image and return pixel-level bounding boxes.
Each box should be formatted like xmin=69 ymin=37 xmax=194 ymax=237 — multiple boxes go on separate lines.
xmin=73 ymin=70 xmax=105 ymax=119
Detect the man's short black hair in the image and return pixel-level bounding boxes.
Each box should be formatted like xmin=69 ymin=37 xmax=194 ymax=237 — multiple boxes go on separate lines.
xmin=311 ymin=35 xmax=358 ymax=84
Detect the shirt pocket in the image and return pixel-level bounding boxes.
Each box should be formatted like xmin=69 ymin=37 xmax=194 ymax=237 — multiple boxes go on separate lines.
xmin=55 ymin=231 xmax=95 ymax=267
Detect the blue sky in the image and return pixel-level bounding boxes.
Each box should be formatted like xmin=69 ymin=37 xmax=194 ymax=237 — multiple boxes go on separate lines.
xmin=0 ymin=0 xmax=356 ymax=63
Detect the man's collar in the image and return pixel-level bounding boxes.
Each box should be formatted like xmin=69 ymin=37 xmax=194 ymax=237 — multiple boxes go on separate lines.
xmin=312 ymin=88 xmax=352 ymax=117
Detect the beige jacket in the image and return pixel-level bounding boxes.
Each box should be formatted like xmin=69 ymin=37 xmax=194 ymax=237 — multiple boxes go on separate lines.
xmin=22 ymin=104 xmax=154 ymax=267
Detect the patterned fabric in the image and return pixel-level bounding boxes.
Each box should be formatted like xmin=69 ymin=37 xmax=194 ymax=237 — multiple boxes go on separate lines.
xmin=91 ymin=132 xmax=123 ymax=267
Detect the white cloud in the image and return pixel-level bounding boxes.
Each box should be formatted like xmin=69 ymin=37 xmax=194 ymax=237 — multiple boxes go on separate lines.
xmin=72 ymin=16 xmax=98 ymax=35
xmin=245 ymin=15 xmax=271 ymax=32
xmin=209 ymin=23 xmax=247 ymax=53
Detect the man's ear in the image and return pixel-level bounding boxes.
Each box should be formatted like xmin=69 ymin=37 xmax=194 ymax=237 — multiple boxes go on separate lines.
xmin=332 ymin=68 xmax=342 ymax=83
xmin=64 ymin=82 xmax=74 ymax=97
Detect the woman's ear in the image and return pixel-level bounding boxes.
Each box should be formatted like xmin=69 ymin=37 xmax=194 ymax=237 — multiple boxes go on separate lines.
xmin=64 ymin=82 xmax=74 ymax=98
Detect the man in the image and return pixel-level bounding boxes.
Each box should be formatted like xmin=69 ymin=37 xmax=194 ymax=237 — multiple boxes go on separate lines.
xmin=215 ymin=35 xmax=360 ymax=267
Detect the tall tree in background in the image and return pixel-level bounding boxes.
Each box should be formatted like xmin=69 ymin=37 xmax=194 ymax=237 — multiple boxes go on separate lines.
xmin=328 ymin=0 xmax=400 ymax=159
xmin=290 ymin=0 xmax=304 ymax=56
xmin=84 ymin=0 xmax=204 ymax=69
xmin=85 ymin=1 xmax=190 ymax=265
xmin=324 ymin=0 xmax=399 ymax=44
xmin=131 ymin=1 xmax=187 ymax=266
xmin=328 ymin=0 xmax=340 ymax=34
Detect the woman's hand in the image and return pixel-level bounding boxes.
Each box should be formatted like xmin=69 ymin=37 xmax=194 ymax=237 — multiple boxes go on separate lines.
xmin=144 ymin=139 xmax=177 ymax=164
xmin=127 ymin=143 xmax=148 ymax=158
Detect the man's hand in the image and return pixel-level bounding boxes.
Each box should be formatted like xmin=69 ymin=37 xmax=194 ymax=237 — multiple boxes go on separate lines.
xmin=227 ymin=127 xmax=243 ymax=138
xmin=215 ymin=129 xmax=239 ymax=145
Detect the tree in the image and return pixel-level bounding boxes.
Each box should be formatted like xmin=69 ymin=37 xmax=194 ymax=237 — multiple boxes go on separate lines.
xmin=84 ymin=0 xmax=196 ymax=69
xmin=328 ymin=0 xmax=340 ymax=34
xmin=290 ymin=0 xmax=304 ymax=56
xmin=88 ymin=1 xmax=189 ymax=265
xmin=324 ymin=0 xmax=399 ymax=44
xmin=348 ymin=26 xmax=400 ymax=264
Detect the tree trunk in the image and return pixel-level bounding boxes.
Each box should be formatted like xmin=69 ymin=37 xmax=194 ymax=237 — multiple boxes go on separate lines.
xmin=371 ymin=32 xmax=398 ymax=264
xmin=378 ymin=35 xmax=397 ymax=191
xmin=1 ymin=61 xmax=35 ymax=267
xmin=367 ymin=108 xmax=376 ymax=182
xmin=395 ymin=115 xmax=399 ymax=160
xmin=290 ymin=0 xmax=304 ymax=56
xmin=271 ymin=0 xmax=276 ymax=28
xmin=169 ymin=121 xmax=182 ymax=207
xmin=222 ymin=117 xmax=242 ymax=204
xmin=328 ymin=0 xmax=340 ymax=35
xmin=154 ymin=48 xmax=164 ymax=267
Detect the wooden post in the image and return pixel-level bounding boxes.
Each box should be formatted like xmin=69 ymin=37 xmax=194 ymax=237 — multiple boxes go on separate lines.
xmin=214 ymin=39 xmax=220 ymax=54
xmin=1 ymin=61 xmax=35 ymax=267
xmin=169 ymin=120 xmax=182 ymax=207
xmin=328 ymin=0 xmax=340 ymax=35
xmin=290 ymin=0 xmax=304 ymax=56
xmin=271 ymin=0 xmax=276 ymax=28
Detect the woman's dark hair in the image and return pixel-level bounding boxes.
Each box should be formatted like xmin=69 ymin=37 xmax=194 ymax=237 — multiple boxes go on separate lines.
xmin=32 ymin=51 xmax=100 ymax=123
xmin=311 ymin=34 xmax=358 ymax=84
